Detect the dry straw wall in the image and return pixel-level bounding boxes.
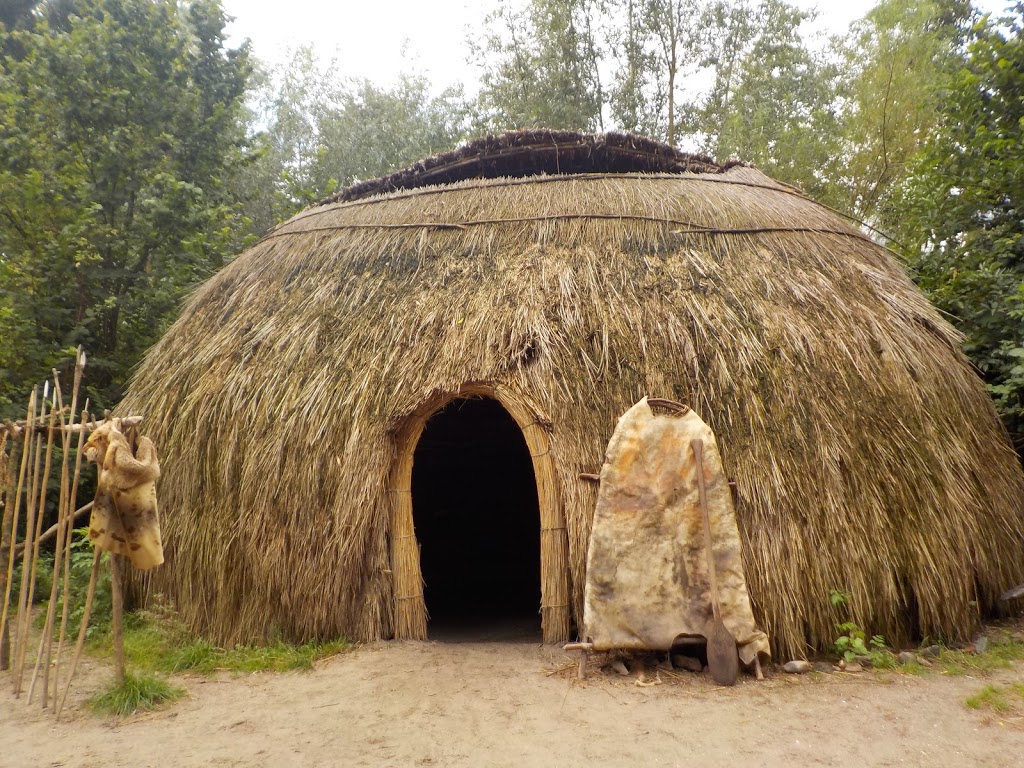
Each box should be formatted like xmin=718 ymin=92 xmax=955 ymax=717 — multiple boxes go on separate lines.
xmin=120 ymin=159 xmax=1024 ymax=659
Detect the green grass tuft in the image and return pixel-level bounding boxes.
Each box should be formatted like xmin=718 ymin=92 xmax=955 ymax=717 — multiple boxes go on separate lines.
xmin=88 ymin=607 xmax=352 ymax=676
xmin=965 ymin=682 xmax=1024 ymax=715
xmin=160 ymin=638 xmax=350 ymax=674
xmin=88 ymin=671 xmax=184 ymax=716
xmin=938 ymin=631 xmax=1024 ymax=676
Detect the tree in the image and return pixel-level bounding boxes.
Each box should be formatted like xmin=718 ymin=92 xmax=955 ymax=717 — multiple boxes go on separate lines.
xmin=836 ymin=0 xmax=973 ymax=223
xmin=706 ymin=1 xmax=844 ymax=204
xmin=0 ymin=0 xmax=251 ymax=412
xmin=0 ymin=0 xmax=38 ymax=30
xmin=605 ymin=0 xmax=664 ymax=138
xmin=897 ymin=2 xmax=1024 ymax=447
xmin=316 ymin=75 xmax=468 ymax=190
xmin=470 ymin=0 xmax=604 ymax=132
xmin=682 ymin=0 xmax=759 ymax=149
xmin=237 ymin=48 xmax=469 ymax=236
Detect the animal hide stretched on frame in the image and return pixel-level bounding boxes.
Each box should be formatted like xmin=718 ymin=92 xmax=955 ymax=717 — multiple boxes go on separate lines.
xmin=84 ymin=421 xmax=163 ymax=570
xmin=584 ymin=398 xmax=770 ymax=665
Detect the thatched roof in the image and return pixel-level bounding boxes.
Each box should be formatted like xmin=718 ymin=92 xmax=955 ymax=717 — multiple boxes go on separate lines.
xmin=323 ymin=130 xmax=724 ymax=203
xmin=120 ymin=131 xmax=1024 ymax=659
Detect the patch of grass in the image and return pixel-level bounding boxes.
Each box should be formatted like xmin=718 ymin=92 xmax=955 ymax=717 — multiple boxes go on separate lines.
xmin=901 ymin=661 xmax=929 ymax=676
xmin=938 ymin=631 xmax=1024 ymax=676
xmin=965 ymin=682 xmax=1024 ymax=715
xmin=867 ymin=650 xmax=900 ymax=670
xmin=88 ymin=606 xmax=351 ymax=676
xmin=161 ymin=638 xmax=350 ymax=674
xmin=88 ymin=671 xmax=184 ymax=716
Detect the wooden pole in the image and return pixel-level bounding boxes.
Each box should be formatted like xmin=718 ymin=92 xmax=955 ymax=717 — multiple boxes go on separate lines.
xmin=39 ymin=368 xmax=77 ymax=707
xmin=12 ymin=502 xmax=93 ymax=556
xmin=13 ymin=389 xmax=45 ymax=696
xmin=0 ymin=391 xmax=34 ymax=673
xmin=0 ymin=431 xmax=12 ymax=671
xmin=53 ymin=403 xmax=89 ymax=712
xmin=23 ymin=384 xmax=59 ymax=701
xmin=56 ymin=547 xmax=101 ymax=721
xmin=110 ymin=554 xmax=125 ymax=685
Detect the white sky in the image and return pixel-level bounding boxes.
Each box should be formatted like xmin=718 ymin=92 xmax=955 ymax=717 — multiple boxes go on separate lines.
xmin=220 ymin=0 xmax=1008 ymax=90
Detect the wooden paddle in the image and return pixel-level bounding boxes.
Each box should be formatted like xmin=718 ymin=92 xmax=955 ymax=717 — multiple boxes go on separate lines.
xmin=691 ymin=438 xmax=739 ymax=686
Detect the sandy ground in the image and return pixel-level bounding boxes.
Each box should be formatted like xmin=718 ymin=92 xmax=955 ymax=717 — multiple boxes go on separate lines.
xmin=2 ymin=640 xmax=1023 ymax=768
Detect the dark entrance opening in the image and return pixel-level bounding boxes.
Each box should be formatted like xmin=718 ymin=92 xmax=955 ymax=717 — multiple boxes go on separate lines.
xmin=412 ymin=397 xmax=542 ymax=641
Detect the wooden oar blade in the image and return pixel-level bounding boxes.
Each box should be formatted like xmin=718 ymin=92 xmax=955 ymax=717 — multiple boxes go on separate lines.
xmin=706 ymin=619 xmax=739 ymax=686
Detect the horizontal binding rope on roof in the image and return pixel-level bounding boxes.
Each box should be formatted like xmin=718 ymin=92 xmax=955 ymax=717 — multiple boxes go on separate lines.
xmin=322 ymin=129 xmax=723 ymax=204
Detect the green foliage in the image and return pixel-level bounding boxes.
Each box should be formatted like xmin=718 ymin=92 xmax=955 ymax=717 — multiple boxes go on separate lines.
xmin=896 ymin=3 xmax=1024 ymax=448
xmin=470 ymin=0 xmax=604 ymax=132
xmin=829 ymin=589 xmax=894 ymax=666
xmin=87 ymin=670 xmax=184 ymax=716
xmin=704 ymin=1 xmax=845 ymax=204
xmin=965 ymin=682 xmax=1024 ymax=713
xmin=237 ymin=48 xmax=468 ymax=236
xmin=64 ymin=531 xmax=112 ymax=638
xmin=937 ymin=632 xmax=1024 ymax=675
xmin=162 ymin=638 xmax=350 ymax=674
xmin=836 ymin=0 xmax=973 ymax=223
xmin=89 ymin=603 xmax=351 ymax=675
xmin=0 ymin=0 xmax=252 ymax=414
xmin=604 ymin=0 xmax=664 ymax=138
xmin=7 ymin=529 xmax=112 ymax=637
xmin=833 ymin=621 xmax=868 ymax=661
xmin=829 ymin=588 xmax=849 ymax=607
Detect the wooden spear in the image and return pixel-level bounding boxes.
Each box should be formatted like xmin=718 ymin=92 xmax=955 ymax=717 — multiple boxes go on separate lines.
xmin=13 ymin=387 xmax=45 ymax=696
xmin=26 ymin=379 xmax=60 ymax=704
xmin=0 ymin=390 xmax=34 ymax=673
xmin=0 ymin=430 xmax=11 ymax=671
xmin=35 ymin=368 xmax=79 ymax=707
xmin=53 ymin=402 xmax=89 ymax=713
xmin=56 ymin=547 xmax=102 ymax=721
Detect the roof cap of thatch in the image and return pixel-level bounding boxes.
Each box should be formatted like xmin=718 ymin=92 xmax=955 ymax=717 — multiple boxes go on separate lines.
xmin=325 ymin=129 xmax=724 ymax=204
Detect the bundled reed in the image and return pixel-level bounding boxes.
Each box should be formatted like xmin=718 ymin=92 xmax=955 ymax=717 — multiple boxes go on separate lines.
xmin=119 ymin=131 xmax=1024 ymax=659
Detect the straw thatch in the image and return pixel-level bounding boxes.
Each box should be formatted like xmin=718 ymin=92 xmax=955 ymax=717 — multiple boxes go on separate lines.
xmin=120 ymin=130 xmax=1024 ymax=659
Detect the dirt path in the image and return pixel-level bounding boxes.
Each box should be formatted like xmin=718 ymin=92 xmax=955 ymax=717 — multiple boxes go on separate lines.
xmin=3 ymin=641 xmax=1023 ymax=768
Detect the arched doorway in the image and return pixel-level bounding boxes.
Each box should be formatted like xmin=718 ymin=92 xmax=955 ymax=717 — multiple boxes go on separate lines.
xmin=388 ymin=383 xmax=570 ymax=644
xmin=412 ymin=398 xmax=541 ymax=639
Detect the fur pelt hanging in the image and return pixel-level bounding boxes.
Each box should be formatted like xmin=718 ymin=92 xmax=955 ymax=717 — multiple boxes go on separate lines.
xmin=84 ymin=420 xmax=163 ymax=570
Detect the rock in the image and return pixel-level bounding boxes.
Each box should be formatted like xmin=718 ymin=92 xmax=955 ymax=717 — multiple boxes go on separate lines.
xmin=657 ymin=657 xmax=674 ymax=672
xmin=920 ymin=644 xmax=941 ymax=658
xmin=783 ymin=660 xmax=812 ymax=674
xmin=974 ymin=636 xmax=989 ymax=654
xmin=844 ymin=662 xmax=864 ymax=673
xmin=671 ymin=654 xmax=704 ymax=673
xmin=898 ymin=651 xmax=918 ymax=665
xmin=610 ymin=659 xmax=630 ymax=676
xmin=813 ymin=662 xmax=835 ymax=674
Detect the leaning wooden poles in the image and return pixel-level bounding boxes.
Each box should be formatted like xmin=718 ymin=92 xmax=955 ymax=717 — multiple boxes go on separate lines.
xmin=1 ymin=397 xmax=35 ymax=671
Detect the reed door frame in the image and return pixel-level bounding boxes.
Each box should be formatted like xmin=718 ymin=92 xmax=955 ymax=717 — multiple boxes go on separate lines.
xmin=388 ymin=383 xmax=570 ymax=643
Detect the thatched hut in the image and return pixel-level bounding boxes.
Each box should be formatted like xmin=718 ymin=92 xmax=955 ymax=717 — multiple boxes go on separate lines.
xmin=121 ymin=130 xmax=1024 ymax=659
